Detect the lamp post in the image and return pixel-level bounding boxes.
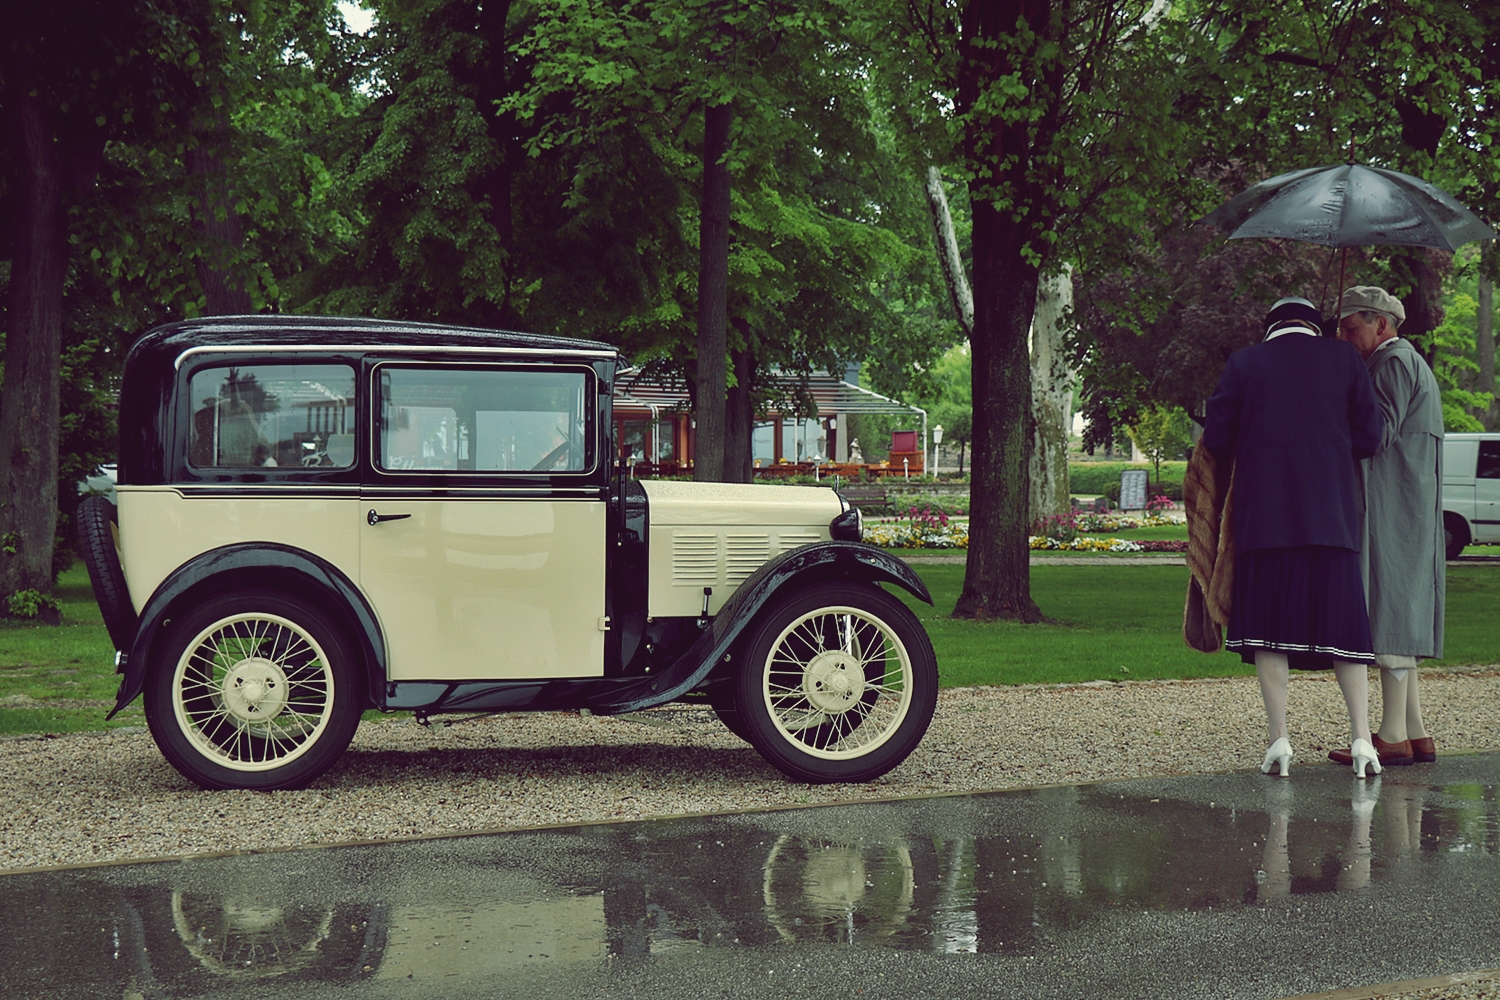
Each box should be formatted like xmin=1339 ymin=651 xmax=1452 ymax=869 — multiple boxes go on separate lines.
xmin=932 ymin=424 xmax=943 ymax=474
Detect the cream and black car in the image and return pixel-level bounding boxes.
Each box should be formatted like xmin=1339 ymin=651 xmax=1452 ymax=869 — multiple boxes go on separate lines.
xmin=77 ymin=317 xmax=938 ymax=791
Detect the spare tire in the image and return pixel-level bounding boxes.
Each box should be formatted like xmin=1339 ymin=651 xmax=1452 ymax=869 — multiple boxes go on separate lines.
xmin=76 ymin=495 xmax=138 ymax=651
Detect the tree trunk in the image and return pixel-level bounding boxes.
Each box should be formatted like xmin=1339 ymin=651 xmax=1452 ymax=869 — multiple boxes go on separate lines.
xmin=693 ymin=100 xmax=732 ymax=482
xmin=1478 ymin=242 xmax=1496 ymax=430
xmin=724 ymin=337 xmax=754 ymax=483
xmin=0 ymin=90 xmax=67 ymax=604
xmin=924 ymin=165 xmax=974 ymax=338
xmin=951 ymin=0 xmax=1048 ymax=622
xmin=954 ymin=197 xmax=1043 ymax=622
xmin=477 ymin=0 xmax=518 ymax=326
xmin=1029 ymin=266 xmax=1074 ymax=523
xmin=186 ymin=111 xmax=254 ymax=315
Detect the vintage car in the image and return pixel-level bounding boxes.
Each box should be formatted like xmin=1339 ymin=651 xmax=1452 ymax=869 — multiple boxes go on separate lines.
xmin=77 ymin=316 xmax=938 ymax=791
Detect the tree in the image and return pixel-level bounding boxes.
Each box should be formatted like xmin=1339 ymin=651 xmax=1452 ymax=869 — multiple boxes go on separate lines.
xmin=1127 ymin=405 xmax=1192 ymax=491
xmin=884 ymin=0 xmax=1193 ymax=621
xmin=0 ymin=2 xmax=183 ymax=613
xmin=507 ymin=0 xmax=950 ymax=480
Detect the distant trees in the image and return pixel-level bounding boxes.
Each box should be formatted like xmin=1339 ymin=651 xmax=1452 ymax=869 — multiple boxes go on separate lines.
xmin=5 ymin=0 xmax=1500 ymax=622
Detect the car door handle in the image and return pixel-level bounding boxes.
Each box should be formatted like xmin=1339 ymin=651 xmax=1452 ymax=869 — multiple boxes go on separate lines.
xmin=367 ymin=509 xmax=412 ymax=526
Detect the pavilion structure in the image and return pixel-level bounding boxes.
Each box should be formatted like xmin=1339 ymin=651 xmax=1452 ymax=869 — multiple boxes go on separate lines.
xmin=613 ymin=369 xmax=928 ymax=478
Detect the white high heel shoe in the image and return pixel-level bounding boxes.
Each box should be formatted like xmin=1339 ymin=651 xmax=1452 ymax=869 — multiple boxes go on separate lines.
xmin=1261 ymin=737 xmax=1292 ymax=777
xmin=1350 ymin=737 xmax=1383 ymax=778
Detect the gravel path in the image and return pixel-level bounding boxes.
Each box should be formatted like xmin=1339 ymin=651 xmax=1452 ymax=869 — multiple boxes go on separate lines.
xmin=5 ymin=667 xmax=1500 ymax=1000
xmin=4 ymin=665 xmax=1498 ymax=875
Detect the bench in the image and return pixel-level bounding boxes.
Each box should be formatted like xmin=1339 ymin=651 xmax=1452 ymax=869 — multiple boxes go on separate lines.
xmin=838 ymin=485 xmax=889 ymax=509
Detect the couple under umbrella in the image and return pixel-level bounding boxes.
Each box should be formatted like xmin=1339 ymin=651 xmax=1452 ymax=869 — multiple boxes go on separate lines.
xmin=1186 ymin=162 xmax=1493 ymax=777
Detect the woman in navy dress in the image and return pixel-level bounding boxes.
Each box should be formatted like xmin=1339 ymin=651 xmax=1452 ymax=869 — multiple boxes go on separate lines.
xmin=1201 ymin=297 xmax=1385 ymax=777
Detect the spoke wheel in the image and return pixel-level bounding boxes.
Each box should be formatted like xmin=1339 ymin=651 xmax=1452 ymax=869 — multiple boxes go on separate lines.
xmin=145 ymin=594 xmax=362 ymax=790
xmin=735 ymin=583 xmax=937 ymax=783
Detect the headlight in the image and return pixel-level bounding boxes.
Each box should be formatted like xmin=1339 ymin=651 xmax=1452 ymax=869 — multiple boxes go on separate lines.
xmin=830 ymin=506 xmax=862 ymax=542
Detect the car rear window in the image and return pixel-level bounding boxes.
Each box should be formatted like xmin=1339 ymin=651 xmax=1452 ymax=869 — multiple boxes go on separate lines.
xmin=188 ymin=364 xmax=356 ymax=469
xmin=377 ymin=366 xmax=592 ymax=474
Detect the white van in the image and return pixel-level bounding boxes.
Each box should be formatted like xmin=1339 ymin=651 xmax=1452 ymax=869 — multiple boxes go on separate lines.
xmin=1442 ymin=432 xmax=1500 ymax=559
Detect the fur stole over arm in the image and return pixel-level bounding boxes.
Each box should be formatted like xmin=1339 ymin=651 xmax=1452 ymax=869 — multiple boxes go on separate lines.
xmin=1182 ymin=442 xmax=1235 ymax=651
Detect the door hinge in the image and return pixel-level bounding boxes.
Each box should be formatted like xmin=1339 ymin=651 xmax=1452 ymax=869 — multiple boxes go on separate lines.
xmin=597 ymin=616 xmax=612 ymax=631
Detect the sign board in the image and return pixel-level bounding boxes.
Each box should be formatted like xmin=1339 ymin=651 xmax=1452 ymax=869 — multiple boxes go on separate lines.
xmin=1119 ymin=469 xmax=1149 ymax=510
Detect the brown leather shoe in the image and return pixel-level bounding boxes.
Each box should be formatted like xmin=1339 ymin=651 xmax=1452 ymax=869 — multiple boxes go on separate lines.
xmin=1409 ymin=736 xmax=1436 ymax=762
xmin=1328 ymin=733 xmax=1415 ymax=766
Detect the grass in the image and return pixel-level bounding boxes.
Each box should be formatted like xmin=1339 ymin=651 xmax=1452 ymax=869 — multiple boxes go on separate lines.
xmin=897 ymin=562 xmax=1500 ymax=688
xmin=0 ymin=565 xmax=138 ymax=735
xmin=3 ymin=561 xmax=1496 ymax=736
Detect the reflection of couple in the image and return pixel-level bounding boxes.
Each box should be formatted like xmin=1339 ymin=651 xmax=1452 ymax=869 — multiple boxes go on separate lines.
xmin=1193 ymin=288 xmax=1443 ymax=779
xmin=1257 ymin=777 xmax=1426 ymax=900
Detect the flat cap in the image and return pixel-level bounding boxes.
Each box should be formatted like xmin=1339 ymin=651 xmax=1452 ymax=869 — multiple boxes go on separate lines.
xmin=1340 ymin=285 xmax=1405 ymax=325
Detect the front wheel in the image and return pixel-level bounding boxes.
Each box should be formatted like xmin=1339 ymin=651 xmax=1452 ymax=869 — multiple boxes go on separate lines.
xmin=144 ymin=593 xmax=363 ymax=790
xmin=733 ymin=583 xmax=937 ymax=783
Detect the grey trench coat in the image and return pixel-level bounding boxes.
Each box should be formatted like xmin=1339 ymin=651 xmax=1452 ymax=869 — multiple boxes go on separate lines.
xmin=1361 ymin=338 xmax=1446 ymax=658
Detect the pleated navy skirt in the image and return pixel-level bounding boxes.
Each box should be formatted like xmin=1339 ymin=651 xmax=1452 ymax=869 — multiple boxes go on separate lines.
xmin=1225 ymin=546 xmax=1374 ymax=668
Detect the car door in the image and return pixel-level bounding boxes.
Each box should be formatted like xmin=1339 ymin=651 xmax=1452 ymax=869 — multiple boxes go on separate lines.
xmin=1474 ymin=438 xmax=1500 ymax=543
xmin=359 ymin=362 xmax=607 ymax=681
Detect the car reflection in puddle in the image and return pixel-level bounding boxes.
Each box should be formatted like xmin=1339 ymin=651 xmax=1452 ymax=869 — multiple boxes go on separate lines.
xmin=5 ymin=757 xmax=1498 ymax=997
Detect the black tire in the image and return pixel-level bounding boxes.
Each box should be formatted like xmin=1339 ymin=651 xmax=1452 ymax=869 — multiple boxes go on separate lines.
xmin=707 ymin=683 xmax=754 ymax=744
xmin=144 ymin=592 xmax=362 ymax=790
xmin=1444 ymin=514 xmax=1469 ymax=561
xmin=733 ymin=582 xmax=937 ymax=784
xmin=75 ymin=495 xmax=138 ymax=651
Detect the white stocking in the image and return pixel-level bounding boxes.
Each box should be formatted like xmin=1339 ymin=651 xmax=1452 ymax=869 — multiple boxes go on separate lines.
xmin=1378 ymin=666 xmax=1410 ymax=742
xmin=1332 ymin=660 xmax=1372 ymax=745
xmin=1406 ymin=670 xmax=1428 ymax=740
xmin=1255 ymin=651 xmax=1290 ymax=743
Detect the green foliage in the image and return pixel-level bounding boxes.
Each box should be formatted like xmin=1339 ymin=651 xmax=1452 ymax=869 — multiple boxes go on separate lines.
xmin=1068 ymin=461 xmax=1186 ymax=498
xmin=4 ymin=590 xmax=61 ymax=621
xmin=1127 ymin=406 xmax=1194 ymax=486
xmin=1424 ymin=291 xmax=1492 ymax=431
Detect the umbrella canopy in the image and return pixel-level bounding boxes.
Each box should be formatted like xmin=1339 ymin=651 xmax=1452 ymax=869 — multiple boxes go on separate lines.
xmin=1199 ymin=163 xmax=1496 ymax=252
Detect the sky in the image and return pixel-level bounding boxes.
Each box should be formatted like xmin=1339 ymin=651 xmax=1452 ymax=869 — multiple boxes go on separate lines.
xmin=338 ymin=1 xmax=375 ymax=33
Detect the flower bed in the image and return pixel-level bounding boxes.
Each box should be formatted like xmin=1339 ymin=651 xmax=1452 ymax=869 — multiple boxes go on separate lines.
xmin=863 ymin=520 xmax=1189 ymax=553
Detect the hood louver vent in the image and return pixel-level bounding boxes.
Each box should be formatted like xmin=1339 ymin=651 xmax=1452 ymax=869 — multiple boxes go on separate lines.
xmin=671 ymin=532 xmax=718 ymax=584
xmin=725 ymin=533 xmax=770 ymax=585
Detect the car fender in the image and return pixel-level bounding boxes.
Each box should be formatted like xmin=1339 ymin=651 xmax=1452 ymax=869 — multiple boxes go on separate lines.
xmin=108 ymin=543 xmax=387 ymax=718
xmin=586 ymin=541 xmax=932 ymax=716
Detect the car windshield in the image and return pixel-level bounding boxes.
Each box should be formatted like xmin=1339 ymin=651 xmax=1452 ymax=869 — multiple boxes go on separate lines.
xmin=377 ymin=366 xmax=591 ymax=473
xmin=188 ymin=364 xmax=356 ymax=469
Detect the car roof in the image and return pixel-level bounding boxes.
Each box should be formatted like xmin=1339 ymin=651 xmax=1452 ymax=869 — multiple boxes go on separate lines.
xmin=127 ymin=315 xmax=627 ymax=369
xmin=1444 ymin=432 xmax=1500 ymax=441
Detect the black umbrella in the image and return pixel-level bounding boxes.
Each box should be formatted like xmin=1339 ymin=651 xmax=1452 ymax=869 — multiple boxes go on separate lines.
xmin=1200 ymin=163 xmax=1495 ymax=252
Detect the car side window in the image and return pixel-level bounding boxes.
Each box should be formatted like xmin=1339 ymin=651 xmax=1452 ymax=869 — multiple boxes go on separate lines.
xmin=377 ymin=366 xmax=592 ymax=473
xmin=1478 ymin=441 xmax=1500 ymax=479
xmin=188 ymin=364 xmax=356 ymax=469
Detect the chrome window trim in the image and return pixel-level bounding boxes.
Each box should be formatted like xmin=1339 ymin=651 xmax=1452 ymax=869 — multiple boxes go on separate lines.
xmin=175 ymin=343 xmax=620 ymax=370
xmin=369 ymin=360 xmax=601 ymax=480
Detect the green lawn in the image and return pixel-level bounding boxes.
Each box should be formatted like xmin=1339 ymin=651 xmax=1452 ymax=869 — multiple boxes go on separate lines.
xmin=898 ymin=562 xmax=1500 ymax=688
xmin=0 ymin=565 xmax=136 ymax=735
xmin=3 ymin=561 xmax=1496 ymax=736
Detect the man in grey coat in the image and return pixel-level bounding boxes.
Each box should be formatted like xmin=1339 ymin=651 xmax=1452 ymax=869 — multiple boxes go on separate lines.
xmin=1331 ymin=285 xmax=1445 ymax=767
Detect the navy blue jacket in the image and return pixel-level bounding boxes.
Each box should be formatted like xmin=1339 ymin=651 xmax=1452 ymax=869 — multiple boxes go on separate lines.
xmin=1202 ymin=333 xmax=1383 ymax=554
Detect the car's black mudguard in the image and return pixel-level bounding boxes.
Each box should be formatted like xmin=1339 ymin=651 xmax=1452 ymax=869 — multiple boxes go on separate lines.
xmin=585 ymin=541 xmax=932 ymax=716
xmin=108 ymin=544 xmax=387 ymax=718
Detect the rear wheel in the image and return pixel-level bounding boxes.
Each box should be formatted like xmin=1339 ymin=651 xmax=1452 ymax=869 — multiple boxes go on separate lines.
xmin=144 ymin=592 xmax=362 ymax=790
xmin=733 ymin=583 xmax=937 ymax=783
xmin=1445 ymin=513 xmax=1469 ymax=561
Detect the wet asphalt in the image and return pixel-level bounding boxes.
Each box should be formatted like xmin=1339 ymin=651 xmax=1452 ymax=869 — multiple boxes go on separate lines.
xmin=5 ymin=751 xmax=1498 ymax=1000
